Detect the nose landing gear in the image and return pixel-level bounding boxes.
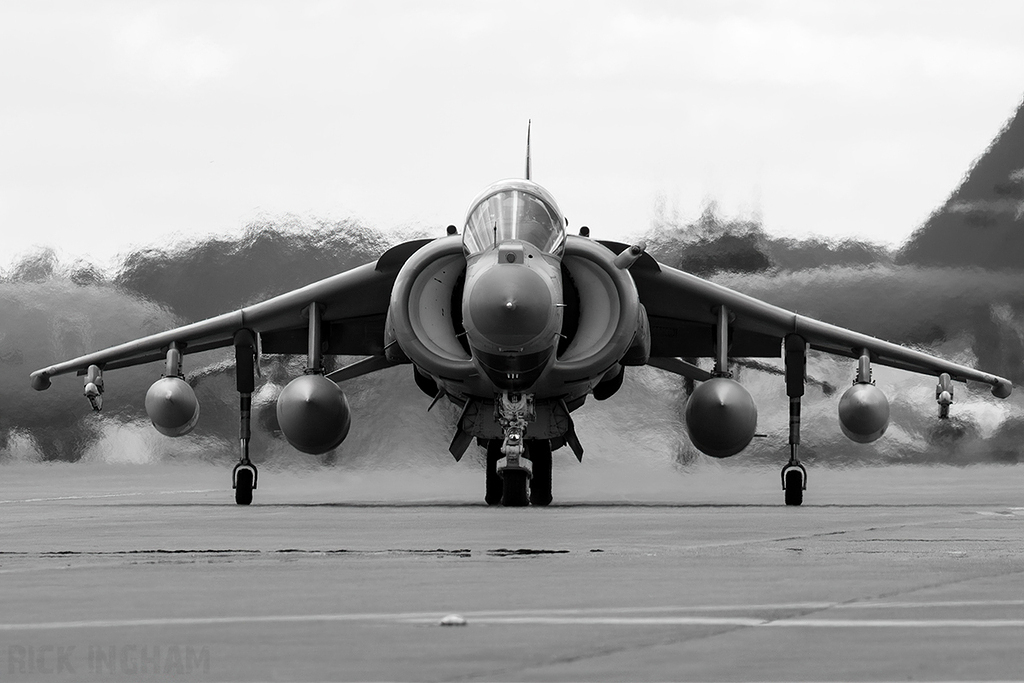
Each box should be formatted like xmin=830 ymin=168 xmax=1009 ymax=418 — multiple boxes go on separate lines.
xmin=484 ymin=392 xmax=553 ymax=507
xmin=496 ymin=425 xmax=531 ymax=507
xmin=484 ymin=436 xmax=552 ymax=507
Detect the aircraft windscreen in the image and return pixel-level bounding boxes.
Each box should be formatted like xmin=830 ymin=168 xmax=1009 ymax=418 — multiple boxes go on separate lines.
xmin=463 ymin=189 xmax=565 ymax=256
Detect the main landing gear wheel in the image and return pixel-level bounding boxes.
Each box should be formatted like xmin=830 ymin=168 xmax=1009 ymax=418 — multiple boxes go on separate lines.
xmin=501 ymin=469 xmax=530 ymax=507
xmin=783 ymin=466 xmax=805 ymax=507
xmin=233 ymin=463 xmax=257 ymax=506
xmin=485 ymin=440 xmax=503 ymax=506
xmin=528 ymin=440 xmax=552 ymax=507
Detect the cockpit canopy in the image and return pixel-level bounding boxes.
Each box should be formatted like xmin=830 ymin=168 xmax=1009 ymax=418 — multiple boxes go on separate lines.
xmin=463 ymin=180 xmax=566 ymax=257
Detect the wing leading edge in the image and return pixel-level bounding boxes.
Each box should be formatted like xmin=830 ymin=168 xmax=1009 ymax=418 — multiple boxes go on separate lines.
xmin=30 ymin=239 xmax=431 ymax=390
xmin=605 ymin=242 xmax=1011 ymax=398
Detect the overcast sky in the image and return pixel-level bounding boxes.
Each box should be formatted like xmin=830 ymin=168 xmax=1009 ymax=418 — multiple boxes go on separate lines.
xmin=2 ymin=1 xmax=1023 ymax=268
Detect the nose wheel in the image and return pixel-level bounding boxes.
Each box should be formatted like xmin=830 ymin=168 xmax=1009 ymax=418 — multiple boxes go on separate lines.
xmin=501 ymin=469 xmax=530 ymax=507
xmin=484 ymin=438 xmax=552 ymax=507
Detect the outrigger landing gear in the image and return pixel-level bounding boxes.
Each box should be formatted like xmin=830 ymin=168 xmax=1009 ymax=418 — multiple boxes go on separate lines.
xmin=232 ymin=330 xmax=258 ymax=506
xmin=782 ymin=334 xmax=807 ymax=506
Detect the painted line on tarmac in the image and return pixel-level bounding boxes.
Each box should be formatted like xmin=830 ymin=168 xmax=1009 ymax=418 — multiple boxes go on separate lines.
xmin=0 ymin=612 xmax=446 ymax=631
xmin=458 ymin=599 xmax=1024 ymax=616
xmin=419 ymin=616 xmax=1024 ymax=628
xmin=0 ymin=489 xmax=218 ymax=504
xmin=4 ymin=599 xmax=1024 ymax=631
xmin=835 ymin=599 xmax=1024 ymax=610
xmin=460 ymin=603 xmax=838 ymax=615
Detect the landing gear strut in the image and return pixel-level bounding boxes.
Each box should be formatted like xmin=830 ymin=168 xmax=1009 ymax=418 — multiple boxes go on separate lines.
xmin=497 ymin=424 xmax=531 ymax=507
xmin=782 ymin=334 xmax=807 ymax=506
xmin=232 ymin=330 xmax=258 ymax=506
xmin=493 ymin=392 xmax=533 ymax=507
xmin=482 ymin=393 xmax=557 ymax=507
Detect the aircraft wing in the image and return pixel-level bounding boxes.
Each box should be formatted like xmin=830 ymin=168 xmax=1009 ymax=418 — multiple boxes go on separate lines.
xmin=30 ymin=239 xmax=431 ymax=390
xmin=610 ymin=243 xmax=1012 ymax=397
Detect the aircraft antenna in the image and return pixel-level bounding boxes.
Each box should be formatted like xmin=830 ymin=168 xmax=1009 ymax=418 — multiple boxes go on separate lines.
xmin=525 ymin=119 xmax=532 ymax=180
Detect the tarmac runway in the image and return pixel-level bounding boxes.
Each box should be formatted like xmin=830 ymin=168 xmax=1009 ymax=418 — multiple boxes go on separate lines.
xmin=1 ymin=461 xmax=1023 ymax=682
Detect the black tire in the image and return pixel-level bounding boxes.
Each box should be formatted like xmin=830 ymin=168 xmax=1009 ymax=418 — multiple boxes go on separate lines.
xmin=501 ymin=469 xmax=529 ymax=507
xmin=235 ymin=468 xmax=254 ymax=506
xmin=485 ymin=439 xmax=503 ymax=506
xmin=528 ymin=440 xmax=553 ymax=506
xmin=784 ymin=469 xmax=803 ymax=506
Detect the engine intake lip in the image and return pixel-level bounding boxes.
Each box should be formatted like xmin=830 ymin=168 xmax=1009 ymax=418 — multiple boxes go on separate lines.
xmin=387 ymin=236 xmax=476 ymax=380
xmin=551 ymin=237 xmax=641 ymax=383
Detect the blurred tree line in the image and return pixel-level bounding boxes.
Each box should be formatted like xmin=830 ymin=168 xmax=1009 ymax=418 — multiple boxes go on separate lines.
xmin=643 ymin=195 xmax=892 ymax=276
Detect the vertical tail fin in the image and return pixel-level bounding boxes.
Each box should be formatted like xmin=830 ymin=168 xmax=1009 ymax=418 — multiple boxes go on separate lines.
xmin=525 ymin=119 xmax=532 ymax=180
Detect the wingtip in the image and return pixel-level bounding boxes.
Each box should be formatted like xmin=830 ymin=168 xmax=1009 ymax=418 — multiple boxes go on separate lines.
xmin=991 ymin=378 xmax=1012 ymax=399
xmin=30 ymin=369 xmax=53 ymax=391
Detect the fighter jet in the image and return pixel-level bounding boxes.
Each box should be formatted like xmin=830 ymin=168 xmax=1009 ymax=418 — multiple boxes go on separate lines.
xmin=30 ymin=130 xmax=1012 ymax=507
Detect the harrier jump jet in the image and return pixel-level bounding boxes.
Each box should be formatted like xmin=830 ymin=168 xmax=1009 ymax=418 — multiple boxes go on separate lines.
xmin=30 ymin=129 xmax=1012 ymax=506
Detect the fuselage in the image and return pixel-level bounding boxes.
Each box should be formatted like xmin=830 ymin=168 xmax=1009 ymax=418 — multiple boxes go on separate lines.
xmin=460 ymin=179 xmax=566 ymax=392
xmin=385 ymin=178 xmax=649 ymax=439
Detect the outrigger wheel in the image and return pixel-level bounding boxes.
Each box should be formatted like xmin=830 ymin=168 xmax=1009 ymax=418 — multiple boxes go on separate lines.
xmin=233 ymin=462 xmax=258 ymax=506
xmin=782 ymin=463 xmax=806 ymax=507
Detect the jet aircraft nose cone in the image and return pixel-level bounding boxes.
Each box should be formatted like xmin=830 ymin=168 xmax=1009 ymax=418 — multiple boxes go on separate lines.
xmin=468 ymin=264 xmax=553 ymax=348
